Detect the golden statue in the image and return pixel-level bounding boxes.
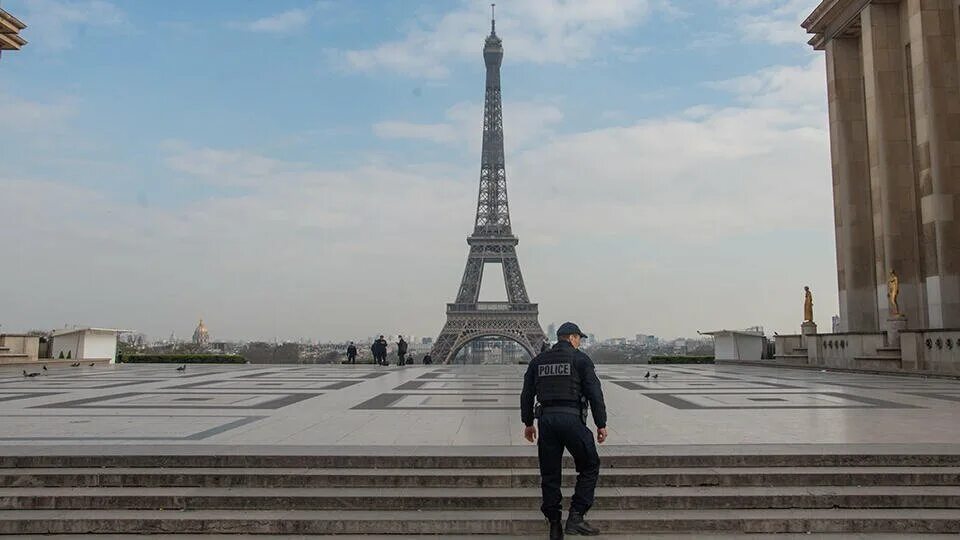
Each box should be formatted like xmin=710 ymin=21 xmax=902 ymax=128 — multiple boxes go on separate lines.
xmin=803 ymin=286 xmax=814 ymax=322
xmin=887 ymin=270 xmax=900 ymax=315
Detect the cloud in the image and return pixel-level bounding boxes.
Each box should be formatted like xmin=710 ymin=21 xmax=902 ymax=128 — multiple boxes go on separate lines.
xmin=373 ymin=101 xmax=564 ymax=153
xmin=0 ymin=56 xmax=836 ymax=341
xmin=509 ymin=62 xmax=831 ymax=245
xmin=0 ymin=92 xmax=76 ymax=133
xmin=715 ymin=0 xmax=820 ymax=45
xmin=161 ymin=142 xmax=302 ymax=188
xmin=341 ymin=0 xmax=661 ymax=78
xmin=16 ymin=0 xmax=128 ymax=51
xmin=232 ymin=8 xmax=311 ymax=34
xmin=229 ymin=2 xmax=333 ymax=34
xmin=0 ymin=153 xmax=474 ymax=340
xmin=708 ymin=57 xmax=826 ymax=109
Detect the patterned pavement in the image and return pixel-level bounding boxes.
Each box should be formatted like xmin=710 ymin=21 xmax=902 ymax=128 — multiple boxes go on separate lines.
xmin=2 ymin=363 xmax=960 ymax=446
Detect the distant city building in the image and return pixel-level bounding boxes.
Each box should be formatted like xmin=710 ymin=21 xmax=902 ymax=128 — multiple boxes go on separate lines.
xmin=832 ymin=315 xmax=841 ymax=334
xmin=546 ymin=323 xmax=557 ymax=338
xmin=0 ymin=8 xmax=27 ymax=61
xmin=192 ymin=319 xmax=210 ymax=345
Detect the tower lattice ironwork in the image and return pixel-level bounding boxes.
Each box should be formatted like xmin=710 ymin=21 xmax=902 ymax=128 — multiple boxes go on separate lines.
xmin=430 ymin=12 xmax=547 ymax=364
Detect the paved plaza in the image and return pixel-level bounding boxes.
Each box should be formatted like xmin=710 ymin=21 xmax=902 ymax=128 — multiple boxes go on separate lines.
xmin=3 ymin=362 xmax=960 ymax=448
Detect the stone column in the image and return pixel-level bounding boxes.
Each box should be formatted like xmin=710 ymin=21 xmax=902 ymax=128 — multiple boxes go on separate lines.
xmin=905 ymin=0 xmax=960 ymax=329
xmin=861 ymin=2 xmax=925 ymax=328
xmin=825 ymin=36 xmax=878 ymax=332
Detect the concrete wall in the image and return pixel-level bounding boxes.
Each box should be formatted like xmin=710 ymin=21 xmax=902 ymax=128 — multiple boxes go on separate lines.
xmin=0 ymin=335 xmax=39 ymax=358
xmin=52 ymin=331 xmax=117 ymax=362
xmin=901 ymin=329 xmax=960 ymax=374
xmin=714 ymin=334 xmax=764 ymax=361
xmin=51 ymin=333 xmax=82 ymax=360
xmin=83 ymin=332 xmax=117 ymax=361
xmin=775 ymin=335 xmax=804 ymax=356
xmin=813 ymin=332 xmax=888 ymax=368
xmin=0 ymin=335 xmax=39 ymax=362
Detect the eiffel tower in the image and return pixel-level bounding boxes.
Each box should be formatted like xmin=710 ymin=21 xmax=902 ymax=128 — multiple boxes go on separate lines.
xmin=430 ymin=10 xmax=547 ymax=364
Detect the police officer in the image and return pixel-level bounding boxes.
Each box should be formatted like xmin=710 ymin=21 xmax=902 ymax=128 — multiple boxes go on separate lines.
xmin=521 ymin=322 xmax=607 ymax=538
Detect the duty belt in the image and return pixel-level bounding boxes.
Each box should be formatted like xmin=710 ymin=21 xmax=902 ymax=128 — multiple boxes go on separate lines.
xmin=541 ymin=406 xmax=581 ymax=416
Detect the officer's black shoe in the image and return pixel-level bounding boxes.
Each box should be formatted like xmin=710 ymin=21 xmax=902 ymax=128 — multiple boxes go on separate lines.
xmin=564 ymin=512 xmax=600 ymax=536
xmin=549 ymin=520 xmax=564 ymax=539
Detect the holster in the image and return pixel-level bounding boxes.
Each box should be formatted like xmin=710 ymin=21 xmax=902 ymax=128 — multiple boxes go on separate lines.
xmin=534 ymin=403 xmax=543 ymax=419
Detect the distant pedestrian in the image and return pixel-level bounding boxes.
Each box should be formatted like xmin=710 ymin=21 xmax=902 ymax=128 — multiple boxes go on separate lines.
xmin=372 ymin=335 xmax=388 ymax=366
xmin=396 ymin=336 xmax=408 ymax=366
xmin=376 ymin=336 xmax=388 ymax=365
xmin=346 ymin=342 xmax=358 ymax=364
xmin=423 ymin=354 xmax=433 ymax=365
xmin=540 ymin=340 xmax=550 ymax=353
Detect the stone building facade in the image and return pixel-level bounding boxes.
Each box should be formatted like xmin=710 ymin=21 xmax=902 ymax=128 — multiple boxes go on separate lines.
xmin=804 ymin=0 xmax=960 ymax=332
xmin=0 ymin=8 xmax=27 ymax=59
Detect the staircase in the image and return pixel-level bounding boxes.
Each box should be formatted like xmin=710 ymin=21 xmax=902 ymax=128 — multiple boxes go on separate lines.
xmin=1 ymin=452 xmax=959 ymax=535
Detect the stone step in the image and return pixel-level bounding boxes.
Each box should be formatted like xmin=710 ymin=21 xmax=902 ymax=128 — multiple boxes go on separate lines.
xmin=3 ymin=486 xmax=959 ymax=511
xmin=7 ymin=453 xmax=960 ymax=469
xmin=2 ymin=508 xmax=959 ymax=534
xmin=0 ymin=354 xmax=30 ymax=365
xmin=4 ymin=466 xmax=959 ymax=488
xmin=774 ymin=355 xmax=808 ymax=364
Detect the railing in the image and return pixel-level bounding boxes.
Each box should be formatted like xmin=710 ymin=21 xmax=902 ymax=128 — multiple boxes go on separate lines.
xmin=447 ymin=302 xmax=538 ymax=313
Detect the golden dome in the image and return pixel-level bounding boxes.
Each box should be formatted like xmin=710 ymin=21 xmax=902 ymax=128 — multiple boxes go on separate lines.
xmin=192 ymin=318 xmax=209 ymax=344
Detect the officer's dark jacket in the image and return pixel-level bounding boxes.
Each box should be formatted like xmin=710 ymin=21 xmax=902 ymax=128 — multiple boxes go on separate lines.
xmin=520 ymin=341 xmax=607 ymax=428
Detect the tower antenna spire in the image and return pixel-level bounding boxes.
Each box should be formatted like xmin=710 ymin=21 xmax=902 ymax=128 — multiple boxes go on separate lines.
xmin=490 ymin=3 xmax=495 ymax=34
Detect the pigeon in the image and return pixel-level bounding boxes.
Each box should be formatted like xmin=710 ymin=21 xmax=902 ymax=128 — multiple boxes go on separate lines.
xmin=71 ymin=362 xmax=80 ymax=367
xmin=176 ymin=365 xmax=186 ymax=372
xmin=644 ymin=372 xmax=651 ymax=379
xmin=88 ymin=363 xmax=95 ymax=367
xmin=22 ymin=370 xmax=40 ymax=378
xmin=653 ymin=373 xmax=659 ymax=379
xmin=42 ymin=365 xmax=47 ymax=371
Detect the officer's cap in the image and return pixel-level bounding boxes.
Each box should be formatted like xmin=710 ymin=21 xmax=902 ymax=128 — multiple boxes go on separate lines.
xmin=557 ymin=322 xmax=588 ymax=338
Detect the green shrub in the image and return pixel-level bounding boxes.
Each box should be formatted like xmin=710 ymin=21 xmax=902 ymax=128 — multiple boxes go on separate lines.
xmin=649 ymin=355 xmax=714 ymax=365
xmin=119 ymin=354 xmax=247 ymax=364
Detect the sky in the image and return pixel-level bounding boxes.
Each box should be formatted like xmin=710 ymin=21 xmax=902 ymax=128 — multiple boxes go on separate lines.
xmin=0 ymin=0 xmax=836 ymax=343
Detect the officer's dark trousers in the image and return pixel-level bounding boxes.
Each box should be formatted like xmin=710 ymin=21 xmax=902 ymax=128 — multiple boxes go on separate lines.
xmin=537 ymin=413 xmax=600 ymax=522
